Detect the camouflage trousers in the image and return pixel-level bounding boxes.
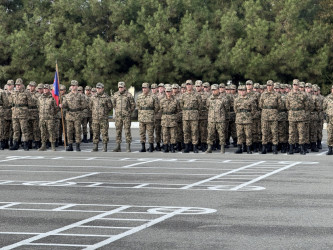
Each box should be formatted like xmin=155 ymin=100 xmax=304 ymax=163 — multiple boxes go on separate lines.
xmin=278 ymin=120 xmax=289 ymax=143
xmin=318 ymin=120 xmax=324 ymax=141
xmin=28 ymin=119 xmax=41 ymax=141
xmin=310 ymin=120 xmax=320 ymax=143
xmin=66 ymin=119 xmax=82 ymax=144
xmin=139 ymin=122 xmax=154 ymax=143
xmin=198 ymin=119 xmax=208 ymax=144
xmin=12 ymin=118 xmax=29 ymax=141
xmin=162 ymin=126 xmax=177 ymax=144
xmin=115 ymin=117 xmax=131 ymax=143
xmin=252 ymin=118 xmax=261 ymax=143
xmin=176 ymin=121 xmax=183 ymax=143
xmin=2 ymin=120 xmax=12 ymax=140
xmin=304 ymin=121 xmax=310 ymax=144
xmin=236 ymin=123 xmax=252 ymax=146
xmin=183 ymin=120 xmax=199 ymax=145
xmin=261 ymin=120 xmax=278 ymax=145
xmin=327 ymin=119 xmax=333 ymax=146
xmin=92 ymin=119 xmax=109 ymax=144
xmin=58 ymin=118 xmax=66 ymax=139
xmin=154 ymin=119 xmax=162 ymax=143
xmin=39 ymin=119 xmax=56 ymax=143
xmin=288 ymin=121 xmax=307 ymax=145
xmin=227 ymin=120 xmax=237 ymax=142
xmin=82 ymin=117 xmax=93 ymax=136
xmin=0 ymin=118 xmax=3 ymax=140
xmin=207 ymin=122 xmax=226 ymax=145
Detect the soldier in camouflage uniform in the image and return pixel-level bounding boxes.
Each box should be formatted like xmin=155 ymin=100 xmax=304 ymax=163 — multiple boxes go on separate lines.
xmin=137 ymin=82 xmax=159 ymax=152
xmin=111 ymin=81 xmax=136 ymax=152
xmin=154 ymin=83 xmax=165 ymax=151
xmin=313 ymin=85 xmax=324 ymax=149
xmin=37 ymin=84 xmax=58 ymax=151
xmin=219 ymin=83 xmax=232 ymax=149
xmin=226 ymin=84 xmax=237 ymax=147
xmin=58 ymin=84 xmax=67 ymax=146
xmin=172 ymin=84 xmax=183 ymax=151
xmin=276 ymin=84 xmax=289 ymax=153
xmin=1 ymin=80 xmax=14 ymax=149
xmin=323 ymin=85 xmax=333 ymax=155
xmin=0 ymin=88 xmax=5 ymax=149
xmin=180 ymin=80 xmax=202 ymax=153
xmin=10 ymin=78 xmax=33 ymax=151
xmin=160 ymin=86 xmax=181 ymax=153
xmin=259 ymin=81 xmax=283 ymax=154
xmin=285 ymin=79 xmax=310 ymax=155
xmin=60 ymin=80 xmax=87 ymax=151
xmin=195 ymin=80 xmax=209 ymax=152
xmin=85 ymin=86 xmax=93 ymax=142
xmin=90 ymin=83 xmax=113 ymax=152
xmin=206 ymin=85 xmax=229 ymax=154
xmin=27 ymin=81 xmax=41 ymax=149
xmin=234 ymin=85 xmax=256 ymax=154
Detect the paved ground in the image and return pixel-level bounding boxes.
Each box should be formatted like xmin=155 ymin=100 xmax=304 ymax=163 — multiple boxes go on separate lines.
xmin=0 ymin=129 xmax=332 ymax=249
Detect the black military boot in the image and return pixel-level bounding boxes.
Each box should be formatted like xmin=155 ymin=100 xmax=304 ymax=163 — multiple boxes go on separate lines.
xmin=288 ymin=144 xmax=294 ymax=154
xmin=253 ymin=142 xmax=258 ymax=152
xmin=267 ymin=143 xmax=272 ymax=153
xmin=140 ymin=143 xmax=146 ymax=152
xmin=247 ymin=146 xmax=252 ymax=154
xmin=258 ymin=142 xmax=263 ymax=152
xmin=304 ymin=143 xmax=310 ymax=153
xmin=311 ymin=142 xmax=319 ymax=152
xmin=183 ymin=143 xmax=190 ymax=153
xmin=170 ymin=144 xmax=176 ymax=153
xmin=10 ymin=140 xmax=19 ymax=150
xmin=300 ymin=144 xmax=306 ymax=155
xmin=280 ymin=143 xmax=285 ymax=153
xmin=9 ymin=139 xmax=13 ymax=147
xmin=4 ymin=140 xmax=9 ymax=149
xmin=235 ymin=144 xmax=243 ymax=154
xmin=163 ymin=144 xmax=169 ymax=153
xmin=89 ymin=134 xmax=93 ymax=142
xmin=28 ymin=140 xmax=33 ymax=149
xmin=189 ymin=143 xmax=194 ymax=151
xmin=148 ymin=143 xmax=154 ymax=152
xmin=260 ymin=144 xmax=267 ymax=154
xmin=155 ymin=143 xmax=161 ymax=151
xmin=23 ymin=141 xmax=29 ymax=151
xmin=55 ymin=139 xmax=59 ymax=147
xmin=326 ymin=146 xmax=333 ymax=155
xmin=317 ymin=140 xmax=322 ymax=149
xmin=272 ymin=145 xmax=278 ymax=154
xmin=76 ymin=143 xmax=81 ymax=152
xmin=232 ymin=138 xmax=237 ymax=147
xmin=58 ymin=136 xmax=64 ymax=146
xmin=294 ymin=144 xmax=300 ymax=153
xmin=242 ymin=143 xmax=247 ymax=153
xmin=0 ymin=141 xmax=5 ymax=150
xmin=82 ymin=135 xmax=88 ymax=143
xmin=66 ymin=144 xmax=73 ymax=151
xmin=193 ymin=144 xmax=199 ymax=153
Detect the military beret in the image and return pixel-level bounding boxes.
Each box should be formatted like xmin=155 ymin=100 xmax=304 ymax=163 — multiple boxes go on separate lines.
xmin=253 ymin=83 xmax=260 ymax=89
xmin=15 ymin=78 xmax=23 ymax=85
xmin=219 ymin=83 xmax=226 ymax=88
xmin=7 ymin=80 xmax=14 ymax=85
xmin=78 ymin=86 xmax=83 ymax=91
xmin=37 ymin=83 xmax=44 ymax=89
xmin=195 ymin=80 xmax=202 ymax=87
xmin=292 ymin=79 xmax=299 ymax=85
xmin=158 ymin=83 xmax=165 ymax=87
xmin=85 ymin=86 xmax=91 ymax=90
xmin=245 ymin=80 xmax=253 ymax=85
xmin=92 ymin=87 xmax=97 ymax=92
xmin=165 ymin=86 xmax=172 ymax=92
xmin=211 ymin=85 xmax=218 ymax=90
xmin=60 ymin=85 xmax=66 ymax=90
xmin=266 ymin=80 xmax=274 ymax=86
xmin=172 ymin=84 xmax=179 ymax=89
xmin=96 ymin=82 xmax=104 ymax=89
xmin=203 ymin=82 xmax=210 ymax=87
xmin=142 ymin=82 xmax=149 ymax=88
xmin=71 ymin=80 xmax=78 ymax=86
xmin=181 ymin=83 xmax=186 ymax=88
xmin=305 ymin=83 xmax=312 ymax=88
xmin=185 ymin=80 xmax=193 ymax=85
xmin=151 ymin=83 xmax=157 ymax=89
xmin=118 ymin=81 xmax=125 ymax=87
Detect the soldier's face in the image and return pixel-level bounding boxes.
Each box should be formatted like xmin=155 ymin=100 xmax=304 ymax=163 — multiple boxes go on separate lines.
xmin=16 ymin=84 xmax=22 ymax=90
xmin=72 ymin=85 xmax=78 ymax=91
xmin=142 ymin=87 xmax=149 ymax=94
xmin=186 ymin=84 xmax=192 ymax=91
xmin=166 ymin=91 xmax=172 ymax=97
xmin=267 ymin=85 xmax=273 ymax=91
xmin=212 ymin=89 xmax=219 ymax=95
xmin=8 ymin=85 xmax=14 ymax=90
xmin=43 ymin=88 xmax=50 ymax=94
xmin=305 ymin=87 xmax=311 ymax=93
xmin=246 ymin=84 xmax=253 ymax=90
xmin=151 ymin=88 xmax=157 ymax=94
xmin=219 ymin=87 xmax=225 ymax=93
xmin=240 ymin=90 xmax=246 ymax=96
xmin=97 ymin=88 xmax=104 ymax=94
xmin=195 ymin=86 xmax=201 ymax=92
xmin=159 ymin=87 xmax=164 ymax=93
xmin=118 ymin=87 xmax=124 ymax=92
xmin=172 ymin=88 xmax=178 ymax=94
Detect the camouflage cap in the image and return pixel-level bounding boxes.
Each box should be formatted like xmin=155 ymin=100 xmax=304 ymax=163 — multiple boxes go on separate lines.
xmin=245 ymin=80 xmax=253 ymax=85
xmin=151 ymin=83 xmax=157 ymax=89
xmin=313 ymin=86 xmax=318 ymax=91
xmin=164 ymin=83 xmax=171 ymax=88
xmin=226 ymin=85 xmax=230 ymax=90
xmin=181 ymin=83 xmax=186 ymax=88
xmin=195 ymin=80 xmax=202 ymax=87
xmin=78 ymin=86 xmax=83 ymax=91
xmin=92 ymin=87 xmax=97 ymax=92
xmin=280 ymin=84 xmax=286 ymax=89
xmin=273 ymin=82 xmax=280 ymax=89
xmin=266 ymin=80 xmax=274 ymax=86
xmin=299 ymin=82 xmax=305 ymax=88
xmin=292 ymin=79 xmax=299 ymax=85
xmin=165 ymin=86 xmax=172 ymax=92
xmin=85 ymin=86 xmax=92 ymax=90
xmin=118 ymin=81 xmax=125 ymax=88
xmin=43 ymin=84 xmax=51 ymax=89
xmin=142 ymin=82 xmax=149 ymax=88
xmin=15 ymin=78 xmax=23 ymax=85
xmin=158 ymin=83 xmax=165 ymax=87
xmin=71 ymin=80 xmax=78 ymax=86
xmin=230 ymin=84 xmax=236 ymax=90
xmin=211 ymin=85 xmax=218 ymax=90
xmin=60 ymin=84 xmax=66 ymax=91
xmin=305 ymin=83 xmax=312 ymax=88
xmin=253 ymin=83 xmax=260 ymax=89
xmin=29 ymin=81 xmax=36 ymax=86
xmin=238 ymin=85 xmax=246 ymax=90
xmin=172 ymin=84 xmax=179 ymax=89
xmin=219 ymin=83 xmax=225 ymax=88
xmin=203 ymin=82 xmax=210 ymax=87
xmin=312 ymin=84 xmax=318 ymax=88
xmin=185 ymin=80 xmax=193 ymax=85
xmin=37 ymin=83 xmax=44 ymax=89
xmin=96 ymin=82 xmax=104 ymax=89
xmin=7 ymin=80 xmax=14 ymax=85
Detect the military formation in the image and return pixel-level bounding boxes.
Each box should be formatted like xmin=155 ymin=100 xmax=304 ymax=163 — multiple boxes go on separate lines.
xmin=1 ymin=78 xmax=332 ymax=155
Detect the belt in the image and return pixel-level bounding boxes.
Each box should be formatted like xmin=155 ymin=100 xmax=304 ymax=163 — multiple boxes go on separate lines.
xmin=68 ymin=108 xmax=82 ymax=112
xmin=29 ymin=106 xmax=38 ymax=109
xmin=162 ymin=112 xmax=176 ymax=115
xmin=139 ymin=107 xmax=154 ymax=110
xmin=183 ymin=108 xmax=197 ymax=110
xmin=263 ymin=106 xmax=277 ymax=109
xmin=14 ymin=104 xmax=28 ymax=108
xmin=291 ymin=108 xmax=304 ymax=111
xmin=238 ymin=109 xmax=251 ymax=112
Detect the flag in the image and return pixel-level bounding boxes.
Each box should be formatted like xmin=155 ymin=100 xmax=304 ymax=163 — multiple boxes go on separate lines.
xmin=52 ymin=70 xmax=59 ymax=106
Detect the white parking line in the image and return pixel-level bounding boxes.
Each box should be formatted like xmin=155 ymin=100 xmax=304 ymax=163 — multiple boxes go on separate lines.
xmin=122 ymin=159 xmax=161 ymax=168
xmin=44 ymin=172 xmax=100 ymax=185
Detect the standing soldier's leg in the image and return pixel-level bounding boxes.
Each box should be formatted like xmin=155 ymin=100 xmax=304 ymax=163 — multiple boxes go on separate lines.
xmin=310 ymin=120 xmax=319 ymax=152
xmin=245 ymin=124 xmax=253 ymax=154
xmin=298 ymin=121 xmax=307 ymax=155
xmin=124 ymin=117 xmax=132 ymax=152
xmin=170 ymin=126 xmax=177 ymax=152
xmin=191 ymin=120 xmax=199 ymax=153
xmin=101 ymin=119 xmax=109 ymax=152
xmin=326 ymin=119 xmax=333 ymax=155
xmin=235 ymin=124 xmax=244 ymax=153
xmin=20 ymin=119 xmax=30 ymax=151
xmin=92 ymin=121 xmax=100 ymax=152
xmin=218 ymin=122 xmax=226 ymax=153
xmin=206 ymin=121 xmax=216 ymax=153
xmin=38 ymin=120 xmax=47 ymax=151
xmin=46 ymin=120 xmax=56 ymax=151
xmin=113 ymin=118 xmax=123 ymax=152
xmin=317 ymin=119 xmax=323 ymax=149
xmin=162 ymin=126 xmax=170 ymax=152
xmin=66 ymin=120 xmax=74 ymax=151
xmin=82 ymin=117 xmax=88 ymax=143
xmin=261 ymin=120 xmax=269 ymax=154
xmin=183 ymin=120 xmax=191 ymax=153
xmin=147 ymin=122 xmax=154 ymax=152
xmin=139 ymin=122 xmax=146 ymax=144
xmin=88 ymin=117 xmax=93 ymax=142
xmin=271 ymin=120 xmax=279 ymax=154
xmin=74 ymin=119 xmax=82 ymax=151
xmin=199 ymin=119 xmax=208 ymax=151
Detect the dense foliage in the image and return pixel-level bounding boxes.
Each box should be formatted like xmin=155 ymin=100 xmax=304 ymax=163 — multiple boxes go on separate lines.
xmin=0 ymin=0 xmax=332 ymax=93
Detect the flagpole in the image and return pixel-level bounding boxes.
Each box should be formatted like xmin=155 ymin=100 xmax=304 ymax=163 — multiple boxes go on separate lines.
xmin=56 ymin=61 xmax=67 ymax=148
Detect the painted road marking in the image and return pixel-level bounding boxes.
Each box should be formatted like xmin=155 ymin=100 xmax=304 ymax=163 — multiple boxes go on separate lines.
xmin=0 ymin=202 xmax=216 ymax=249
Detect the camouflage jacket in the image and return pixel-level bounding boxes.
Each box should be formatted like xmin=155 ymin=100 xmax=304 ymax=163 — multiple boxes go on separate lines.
xmin=311 ymin=94 xmax=321 ymax=121
xmin=82 ymin=95 xmax=92 ymax=118
xmin=90 ymin=92 xmax=113 ymax=120
xmin=285 ymin=91 xmax=310 ymax=122
xmin=207 ymin=94 xmax=229 ymax=123
xmin=11 ymin=89 xmax=33 ymax=119
xmin=160 ymin=95 xmax=180 ymax=127
xmin=2 ymin=90 xmax=13 ymax=120
xmin=219 ymin=92 xmax=231 ymax=120
xmin=29 ymin=91 xmax=40 ymax=120
xmin=37 ymin=93 xmax=58 ymax=120
xmin=278 ymin=93 xmax=288 ymax=121
xmin=234 ymin=95 xmax=256 ymax=124
xmin=198 ymin=91 xmax=209 ymax=120
xmin=247 ymin=91 xmax=261 ymax=119
xmin=259 ymin=91 xmax=283 ymax=121
xmin=305 ymin=92 xmax=314 ymax=121
xmin=180 ymin=91 xmax=201 ymax=121
xmin=228 ymin=93 xmax=237 ymax=121
xmin=155 ymin=92 xmax=165 ymax=120
xmin=137 ymin=92 xmax=159 ymax=123
xmin=316 ymin=94 xmax=325 ymax=120
xmin=173 ymin=93 xmax=182 ymax=122
xmin=323 ymin=94 xmax=333 ymax=118
xmin=62 ymin=92 xmax=87 ymax=121
xmin=111 ymin=90 xmax=135 ymax=119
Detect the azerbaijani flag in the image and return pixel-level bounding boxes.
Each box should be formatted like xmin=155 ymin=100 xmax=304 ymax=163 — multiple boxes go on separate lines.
xmin=52 ymin=70 xmax=60 ymax=106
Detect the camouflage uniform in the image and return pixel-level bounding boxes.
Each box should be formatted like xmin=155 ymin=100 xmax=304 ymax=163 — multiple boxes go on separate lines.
xmin=136 ymin=83 xmax=159 ymax=152
xmin=81 ymin=86 xmax=92 ymax=143
xmin=0 ymin=90 xmax=5 ymax=149
xmin=160 ymin=88 xmax=181 ymax=152
xmin=315 ymin=88 xmax=324 ymax=148
xmin=259 ymin=81 xmax=283 ymax=153
xmin=180 ymin=80 xmax=202 ymax=153
xmin=195 ymin=81 xmax=209 ymax=151
xmin=154 ymin=83 xmax=165 ymax=150
xmin=111 ymin=82 xmax=136 ymax=152
xmin=172 ymin=85 xmax=183 ymax=150
xmin=90 ymin=83 xmax=113 ymax=152
xmin=323 ymin=90 xmax=333 ymax=154
xmin=277 ymin=85 xmax=289 ymax=152
xmin=227 ymin=85 xmax=237 ymax=146
xmin=3 ymin=81 xmax=14 ymax=148
xmin=307 ymin=84 xmax=321 ymax=152
xmin=206 ymin=85 xmax=229 ymax=153
xmin=85 ymin=86 xmax=93 ymax=141
xmin=28 ymin=82 xmax=41 ymax=149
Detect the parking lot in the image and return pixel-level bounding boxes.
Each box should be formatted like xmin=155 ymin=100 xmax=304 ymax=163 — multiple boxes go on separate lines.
xmin=0 ymin=129 xmax=332 ymax=249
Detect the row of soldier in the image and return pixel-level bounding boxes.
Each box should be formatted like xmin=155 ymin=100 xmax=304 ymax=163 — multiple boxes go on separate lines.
xmin=1 ymin=78 xmax=333 ymax=155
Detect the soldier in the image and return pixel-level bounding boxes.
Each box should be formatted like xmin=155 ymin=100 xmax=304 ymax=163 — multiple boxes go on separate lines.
xmin=1 ymin=80 xmax=14 ymax=149
xmin=111 ymin=81 xmax=136 ymax=152
xmin=136 ymin=83 xmax=159 ymax=152
xmin=323 ymin=85 xmax=333 ymax=155
xmin=259 ymin=81 xmax=283 ymax=154
xmin=37 ymin=84 xmax=58 ymax=151
xmin=314 ymin=86 xmax=324 ymax=149
xmin=57 ymin=84 xmax=67 ymax=146
xmin=27 ymin=81 xmax=41 ymax=149
xmin=151 ymin=83 xmax=158 ymax=95
xmin=0 ymin=88 xmax=5 ymax=149
xmin=234 ymin=85 xmax=256 ymax=154
xmin=179 ymin=80 xmax=201 ymax=153
xmin=91 ymin=88 xmax=97 ymax=96
xmin=285 ymin=79 xmax=310 ymax=155
xmin=160 ymin=86 xmax=181 ymax=153
xmin=90 ymin=83 xmax=113 ymax=152
xmin=60 ymin=80 xmax=87 ymax=151
xmin=226 ymin=84 xmax=237 ymax=147
xmin=203 ymin=82 xmax=211 ymax=93
xmin=195 ymin=80 xmax=209 ymax=152
xmin=276 ymin=84 xmax=289 ymax=153
xmin=154 ymin=83 xmax=165 ymax=151
xmin=10 ymin=78 xmax=33 ymax=151
xmin=172 ymin=84 xmax=183 ymax=151
xmin=206 ymin=85 xmax=229 ymax=154
xmin=180 ymin=83 xmax=186 ymax=94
